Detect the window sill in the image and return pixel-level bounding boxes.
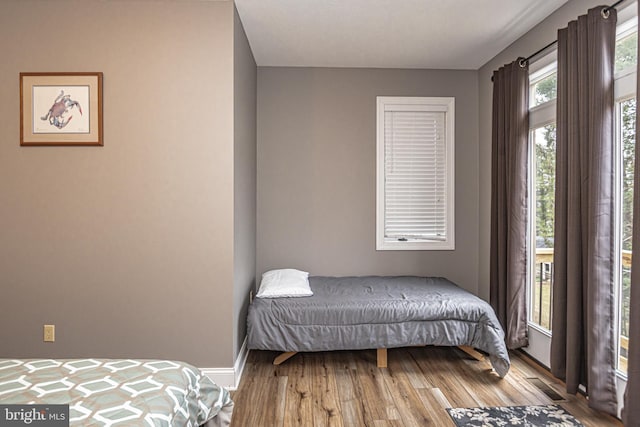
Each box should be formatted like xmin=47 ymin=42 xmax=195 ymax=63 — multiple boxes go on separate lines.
xmin=527 ymin=322 xmax=552 ymax=337
xmin=377 ymin=240 xmax=455 ymax=251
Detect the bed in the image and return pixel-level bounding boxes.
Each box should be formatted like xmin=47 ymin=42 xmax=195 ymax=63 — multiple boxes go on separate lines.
xmin=247 ymin=276 xmax=510 ymax=377
xmin=0 ymin=358 xmax=233 ymax=426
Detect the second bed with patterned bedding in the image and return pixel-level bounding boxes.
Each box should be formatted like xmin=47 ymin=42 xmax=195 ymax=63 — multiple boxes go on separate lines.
xmin=0 ymin=358 xmax=233 ymax=426
xmin=247 ymin=276 xmax=510 ymax=377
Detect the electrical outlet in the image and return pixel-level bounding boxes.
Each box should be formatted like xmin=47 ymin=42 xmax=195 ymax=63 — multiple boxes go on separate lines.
xmin=44 ymin=325 xmax=55 ymax=342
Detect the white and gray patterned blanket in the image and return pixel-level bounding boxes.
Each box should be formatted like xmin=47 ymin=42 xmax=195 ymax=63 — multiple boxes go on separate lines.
xmin=0 ymin=359 xmax=233 ymax=426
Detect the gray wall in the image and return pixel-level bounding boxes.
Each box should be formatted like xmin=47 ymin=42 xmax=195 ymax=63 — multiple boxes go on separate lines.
xmin=0 ymin=0 xmax=236 ymax=367
xmin=257 ymin=67 xmax=480 ymax=293
xmin=233 ymin=6 xmax=257 ymax=360
xmin=476 ymin=0 xmax=606 ymax=301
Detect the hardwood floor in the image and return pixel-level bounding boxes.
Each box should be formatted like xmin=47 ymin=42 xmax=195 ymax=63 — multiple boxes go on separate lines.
xmin=230 ymin=347 xmax=622 ymax=426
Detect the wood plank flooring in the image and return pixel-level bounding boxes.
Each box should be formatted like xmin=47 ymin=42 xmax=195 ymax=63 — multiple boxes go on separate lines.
xmin=230 ymin=347 xmax=622 ymax=426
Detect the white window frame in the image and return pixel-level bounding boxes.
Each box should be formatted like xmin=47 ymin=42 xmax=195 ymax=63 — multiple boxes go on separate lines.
xmin=612 ymin=10 xmax=637 ymax=414
xmin=376 ymin=96 xmax=455 ymax=251
xmin=525 ymin=52 xmax=558 ymax=368
xmin=614 ymin=11 xmax=637 ymax=376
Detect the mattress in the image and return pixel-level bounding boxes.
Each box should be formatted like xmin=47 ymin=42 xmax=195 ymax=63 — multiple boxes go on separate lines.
xmin=247 ymin=276 xmax=510 ymax=377
xmin=0 ymin=358 xmax=233 ymax=427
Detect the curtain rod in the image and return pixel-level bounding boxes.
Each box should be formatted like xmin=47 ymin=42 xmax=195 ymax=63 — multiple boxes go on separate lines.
xmin=516 ymin=0 xmax=627 ymax=67
xmin=492 ymin=0 xmax=629 ymax=79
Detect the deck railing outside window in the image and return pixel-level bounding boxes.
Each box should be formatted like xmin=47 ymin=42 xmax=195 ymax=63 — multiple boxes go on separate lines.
xmin=532 ymin=248 xmax=553 ymax=331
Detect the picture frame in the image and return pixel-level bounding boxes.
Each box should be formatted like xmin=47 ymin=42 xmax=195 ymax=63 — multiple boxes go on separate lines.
xmin=20 ymin=72 xmax=103 ymax=146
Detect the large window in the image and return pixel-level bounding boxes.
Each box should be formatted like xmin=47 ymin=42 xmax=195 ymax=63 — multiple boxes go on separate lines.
xmin=376 ymin=97 xmax=455 ymax=250
xmin=528 ymin=58 xmax=558 ymax=335
xmin=616 ymin=96 xmax=636 ymax=375
xmin=530 ymin=123 xmax=556 ymax=331
xmin=614 ymin=15 xmax=637 ymax=376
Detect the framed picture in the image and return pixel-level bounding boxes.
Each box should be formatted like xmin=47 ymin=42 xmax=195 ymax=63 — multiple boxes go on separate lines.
xmin=20 ymin=72 xmax=103 ymax=146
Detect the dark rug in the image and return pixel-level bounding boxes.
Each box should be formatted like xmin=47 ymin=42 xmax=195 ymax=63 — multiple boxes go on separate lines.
xmin=447 ymin=404 xmax=584 ymax=426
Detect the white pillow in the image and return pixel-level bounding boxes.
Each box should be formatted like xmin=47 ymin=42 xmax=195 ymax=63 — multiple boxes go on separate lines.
xmin=256 ymin=269 xmax=313 ymax=298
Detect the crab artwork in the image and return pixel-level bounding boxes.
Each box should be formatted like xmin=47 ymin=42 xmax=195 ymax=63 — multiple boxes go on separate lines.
xmin=40 ymin=90 xmax=82 ymax=129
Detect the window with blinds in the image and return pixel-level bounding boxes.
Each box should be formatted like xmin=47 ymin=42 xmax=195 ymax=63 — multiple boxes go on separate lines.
xmin=376 ymin=97 xmax=455 ymax=250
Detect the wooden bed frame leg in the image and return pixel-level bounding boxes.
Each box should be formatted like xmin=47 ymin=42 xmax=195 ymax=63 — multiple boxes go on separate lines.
xmin=273 ymin=351 xmax=298 ymax=365
xmin=458 ymin=345 xmax=485 ymax=361
xmin=377 ymin=348 xmax=388 ymax=368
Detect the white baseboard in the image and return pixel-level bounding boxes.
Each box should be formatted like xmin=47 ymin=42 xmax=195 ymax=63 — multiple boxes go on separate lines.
xmin=201 ymin=367 xmax=236 ymax=390
xmin=233 ymin=336 xmax=249 ymax=385
xmin=201 ymin=337 xmax=248 ymax=391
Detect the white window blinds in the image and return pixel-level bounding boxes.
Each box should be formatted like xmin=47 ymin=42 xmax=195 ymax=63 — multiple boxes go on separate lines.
xmin=384 ymin=110 xmax=447 ymax=240
xmin=376 ymin=97 xmax=455 ymax=250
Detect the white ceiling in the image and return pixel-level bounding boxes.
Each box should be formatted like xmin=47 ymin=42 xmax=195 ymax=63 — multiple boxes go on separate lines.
xmin=234 ymin=0 xmax=570 ymax=70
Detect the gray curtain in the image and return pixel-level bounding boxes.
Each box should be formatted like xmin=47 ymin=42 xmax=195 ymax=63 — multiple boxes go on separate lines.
xmin=622 ymin=13 xmax=640 ymax=426
xmin=490 ymin=60 xmax=529 ymax=349
xmin=550 ymin=6 xmax=618 ymax=415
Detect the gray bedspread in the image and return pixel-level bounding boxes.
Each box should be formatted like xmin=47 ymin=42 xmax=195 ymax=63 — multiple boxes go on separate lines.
xmin=247 ymin=276 xmax=510 ymax=377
